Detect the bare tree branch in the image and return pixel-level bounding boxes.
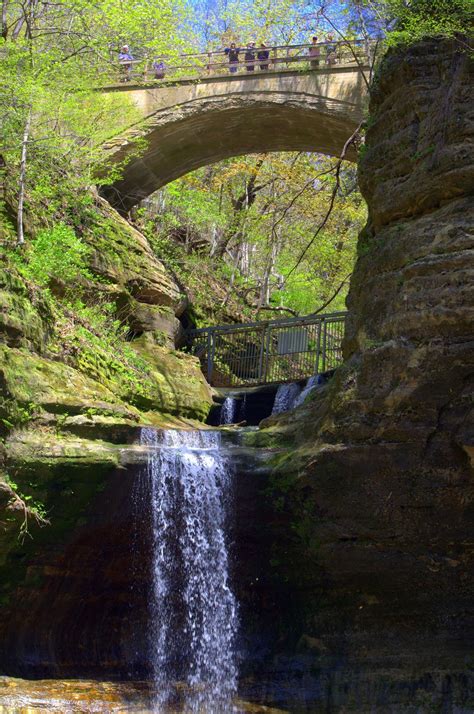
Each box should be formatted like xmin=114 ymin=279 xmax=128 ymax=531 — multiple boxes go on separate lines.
xmin=308 ymin=272 xmax=352 ymax=316
xmin=284 ymin=122 xmax=363 ymax=282
xmin=257 ymin=304 xmax=299 ymax=317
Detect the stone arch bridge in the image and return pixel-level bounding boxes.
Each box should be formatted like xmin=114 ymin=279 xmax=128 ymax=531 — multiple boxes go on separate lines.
xmin=99 ymin=56 xmax=369 ymax=213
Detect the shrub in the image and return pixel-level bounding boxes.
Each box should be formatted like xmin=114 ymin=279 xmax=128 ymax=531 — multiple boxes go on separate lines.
xmin=25 ymin=223 xmax=91 ymax=286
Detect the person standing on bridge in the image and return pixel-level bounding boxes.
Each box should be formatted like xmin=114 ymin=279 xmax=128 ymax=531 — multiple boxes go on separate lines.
xmin=152 ymin=59 xmax=166 ymax=80
xmin=244 ymin=41 xmax=256 ymax=72
xmin=325 ymin=34 xmax=337 ymax=66
xmin=257 ymin=43 xmax=270 ymax=71
xmin=308 ymin=36 xmax=321 ymax=69
xmin=224 ymin=43 xmax=241 ymax=73
xmin=118 ymin=45 xmax=134 ymax=82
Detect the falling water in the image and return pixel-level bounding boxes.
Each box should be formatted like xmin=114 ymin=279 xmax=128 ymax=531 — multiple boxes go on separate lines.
xmin=293 ymin=375 xmax=319 ymax=408
xmin=271 ymin=382 xmax=302 ymax=415
xmin=139 ymin=428 xmax=239 ymax=713
xmin=272 ymin=375 xmax=325 ymax=415
xmin=220 ymin=397 xmax=237 ymax=425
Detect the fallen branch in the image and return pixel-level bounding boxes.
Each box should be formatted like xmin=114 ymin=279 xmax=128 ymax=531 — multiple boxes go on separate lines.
xmin=257 ymin=304 xmax=299 ymax=317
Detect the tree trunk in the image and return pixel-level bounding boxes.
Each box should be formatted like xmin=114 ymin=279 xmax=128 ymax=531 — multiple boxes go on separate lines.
xmin=258 ymin=240 xmax=278 ymax=308
xmin=211 ymin=155 xmax=266 ymax=259
xmin=1 ymin=0 xmax=8 ymax=39
xmin=17 ymin=110 xmax=32 ymax=247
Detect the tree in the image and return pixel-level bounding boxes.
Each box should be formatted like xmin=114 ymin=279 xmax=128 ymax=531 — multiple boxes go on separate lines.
xmin=140 ymin=151 xmax=366 ymax=320
xmin=0 ymin=0 xmax=190 ymax=244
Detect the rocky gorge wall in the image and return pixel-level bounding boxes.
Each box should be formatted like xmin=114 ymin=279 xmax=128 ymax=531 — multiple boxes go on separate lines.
xmin=252 ymin=36 xmax=474 ymax=707
xmin=0 ymin=191 xmax=213 ymax=628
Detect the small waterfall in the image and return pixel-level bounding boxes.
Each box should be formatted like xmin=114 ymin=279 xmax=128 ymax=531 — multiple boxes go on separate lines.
xmin=272 ymin=375 xmax=324 ymax=414
xmin=271 ymin=382 xmax=302 ymax=415
xmin=293 ymin=375 xmax=319 ymax=408
xmin=220 ymin=397 xmax=237 ymax=425
xmin=139 ymin=428 xmax=238 ymax=712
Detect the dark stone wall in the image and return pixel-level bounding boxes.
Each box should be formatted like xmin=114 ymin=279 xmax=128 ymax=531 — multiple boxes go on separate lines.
xmin=0 ymin=443 xmax=277 ymax=681
xmin=0 ymin=464 xmax=151 ymax=678
xmin=256 ymin=36 xmax=474 ymax=709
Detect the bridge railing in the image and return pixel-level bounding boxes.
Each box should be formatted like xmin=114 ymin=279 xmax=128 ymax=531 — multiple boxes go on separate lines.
xmin=187 ymin=311 xmax=347 ymax=388
xmin=114 ymin=40 xmax=371 ymax=85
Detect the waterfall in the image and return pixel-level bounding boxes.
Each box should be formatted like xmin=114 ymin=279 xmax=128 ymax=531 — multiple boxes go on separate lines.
xmin=271 ymin=382 xmax=302 ymax=415
xmin=293 ymin=375 xmax=319 ymax=408
xmin=220 ymin=397 xmax=237 ymax=425
xmin=272 ymin=375 xmax=323 ymax=415
xmin=139 ymin=428 xmax=238 ymax=712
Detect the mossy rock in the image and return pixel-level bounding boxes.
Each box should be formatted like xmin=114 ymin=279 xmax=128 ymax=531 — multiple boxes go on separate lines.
xmin=57 ymin=331 xmax=212 ymax=420
xmin=115 ymin=294 xmax=184 ymax=346
xmin=0 ymin=345 xmax=141 ymax=424
xmin=0 ymin=261 xmax=54 ymax=352
xmin=128 ymin=334 xmax=212 ymax=420
xmin=81 ymin=195 xmax=185 ymax=312
xmin=4 ymin=432 xmax=121 ymax=474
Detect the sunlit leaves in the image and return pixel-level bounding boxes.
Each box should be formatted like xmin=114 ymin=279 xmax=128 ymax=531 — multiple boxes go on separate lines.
xmin=150 ymin=152 xmax=366 ymax=316
xmin=0 ymin=0 xmax=190 ymax=236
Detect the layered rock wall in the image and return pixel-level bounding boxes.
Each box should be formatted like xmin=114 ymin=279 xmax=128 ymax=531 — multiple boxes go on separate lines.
xmin=0 ymin=190 xmax=212 ymax=624
xmin=255 ymin=37 xmax=473 ymax=705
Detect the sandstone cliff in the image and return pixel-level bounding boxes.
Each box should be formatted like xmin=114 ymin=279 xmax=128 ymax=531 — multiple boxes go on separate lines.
xmin=0 ymin=191 xmax=213 ymax=619
xmin=252 ymin=36 xmax=473 ymax=706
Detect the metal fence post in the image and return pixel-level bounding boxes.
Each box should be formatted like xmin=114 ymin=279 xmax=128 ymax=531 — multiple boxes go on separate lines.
xmin=262 ymin=325 xmax=272 ymax=384
xmin=206 ymin=329 xmax=213 ymax=383
xmin=314 ymin=319 xmax=322 ymax=374
xmin=257 ymin=324 xmax=267 ymax=383
xmin=321 ymin=318 xmax=328 ymax=373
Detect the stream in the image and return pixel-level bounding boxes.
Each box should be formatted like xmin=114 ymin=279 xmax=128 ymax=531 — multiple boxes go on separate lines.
xmin=0 ymin=676 xmax=287 ymax=712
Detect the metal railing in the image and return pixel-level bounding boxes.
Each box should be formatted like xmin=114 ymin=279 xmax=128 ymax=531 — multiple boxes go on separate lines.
xmin=114 ymin=40 xmax=371 ymax=85
xmin=187 ymin=311 xmax=347 ymax=388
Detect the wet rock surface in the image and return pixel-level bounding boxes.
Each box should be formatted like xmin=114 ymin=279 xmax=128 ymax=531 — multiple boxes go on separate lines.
xmin=252 ymin=36 xmax=474 ymax=708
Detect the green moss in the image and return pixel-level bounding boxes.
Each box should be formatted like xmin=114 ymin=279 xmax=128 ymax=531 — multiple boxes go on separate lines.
xmin=0 ymin=345 xmax=140 ymax=421
xmin=5 ymin=433 xmax=121 ymax=474
xmin=79 ymin=197 xmax=182 ymax=308
xmin=240 ymin=427 xmax=293 ymax=450
xmin=0 ymin=260 xmax=54 ymax=352
xmin=129 ymin=334 xmax=212 ymax=419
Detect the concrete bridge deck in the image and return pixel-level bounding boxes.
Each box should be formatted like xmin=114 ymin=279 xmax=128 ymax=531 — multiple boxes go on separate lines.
xmin=99 ymin=60 xmax=369 ymax=213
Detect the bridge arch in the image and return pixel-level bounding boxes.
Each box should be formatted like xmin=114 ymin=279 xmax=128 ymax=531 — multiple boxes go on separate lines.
xmin=100 ymin=67 xmax=368 ymax=213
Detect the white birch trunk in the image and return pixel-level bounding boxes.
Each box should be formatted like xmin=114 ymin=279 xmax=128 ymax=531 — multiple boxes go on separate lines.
xmin=17 ymin=110 xmax=32 ymax=247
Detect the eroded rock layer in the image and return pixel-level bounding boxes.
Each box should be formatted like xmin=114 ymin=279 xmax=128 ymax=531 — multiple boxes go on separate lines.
xmin=253 ymin=36 xmax=473 ymax=707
